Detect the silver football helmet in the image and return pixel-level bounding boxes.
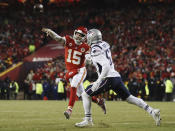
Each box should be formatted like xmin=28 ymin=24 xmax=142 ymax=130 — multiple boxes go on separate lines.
xmin=87 ymin=29 xmax=102 ymax=45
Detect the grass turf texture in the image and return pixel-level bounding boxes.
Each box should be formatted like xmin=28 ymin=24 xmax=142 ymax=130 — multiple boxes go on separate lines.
xmin=0 ymin=100 xmax=175 ymax=131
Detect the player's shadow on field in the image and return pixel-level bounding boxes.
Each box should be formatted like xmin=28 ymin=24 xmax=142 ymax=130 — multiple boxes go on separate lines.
xmin=96 ymin=122 xmax=111 ymax=128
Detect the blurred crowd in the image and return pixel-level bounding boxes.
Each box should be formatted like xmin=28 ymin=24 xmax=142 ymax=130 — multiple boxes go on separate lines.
xmin=0 ymin=1 xmax=175 ymax=101
xmin=0 ymin=2 xmax=46 ymax=72
xmin=23 ymin=56 xmax=67 ymax=100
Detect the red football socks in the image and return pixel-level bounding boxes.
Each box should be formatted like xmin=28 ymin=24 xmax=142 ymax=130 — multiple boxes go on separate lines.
xmin=68 ymin=87 xmax=77 ymax=109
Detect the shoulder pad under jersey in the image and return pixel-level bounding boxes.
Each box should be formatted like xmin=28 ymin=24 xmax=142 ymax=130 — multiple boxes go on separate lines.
xmin=98 ymin=41 xmax=110 ymax=51
xmin=90 ymin=44 xmax=103 ymax=56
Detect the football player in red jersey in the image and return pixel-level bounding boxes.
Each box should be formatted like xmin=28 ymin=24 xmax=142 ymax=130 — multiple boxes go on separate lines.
xmin=42 ymin=27 xmax=106 ymax=119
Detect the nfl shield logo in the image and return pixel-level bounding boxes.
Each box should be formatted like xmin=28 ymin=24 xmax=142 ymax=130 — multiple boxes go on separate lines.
xmin=81 ymin=48 xmax=85 ymax=52
xmin=69 ymin=43 xmax=72 ymax=46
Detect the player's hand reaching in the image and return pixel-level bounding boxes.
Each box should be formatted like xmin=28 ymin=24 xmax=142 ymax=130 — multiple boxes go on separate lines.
xmin=85 ymin=54 xmax=92 ymax=65
xmin=91 ymin=81 xmax=101 ymax=92
xmin=42 ymin=28 xmax=52 ymax=36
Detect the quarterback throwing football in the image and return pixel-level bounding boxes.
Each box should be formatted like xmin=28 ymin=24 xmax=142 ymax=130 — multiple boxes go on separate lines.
xmin=42 ymin=27 xmax=106 ymax=120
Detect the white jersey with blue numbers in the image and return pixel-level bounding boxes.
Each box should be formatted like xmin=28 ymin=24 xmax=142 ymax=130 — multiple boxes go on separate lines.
xmin=89 ymin=41 xmax=120 ymax=79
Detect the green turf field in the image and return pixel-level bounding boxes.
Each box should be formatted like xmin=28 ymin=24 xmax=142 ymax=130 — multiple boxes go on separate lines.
xmin=0 ymin=100 xmax=175 ymax=131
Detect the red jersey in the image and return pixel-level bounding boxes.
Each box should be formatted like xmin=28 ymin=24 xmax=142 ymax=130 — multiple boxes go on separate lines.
xmin=64 ymin=35 xmax=89 ymax=71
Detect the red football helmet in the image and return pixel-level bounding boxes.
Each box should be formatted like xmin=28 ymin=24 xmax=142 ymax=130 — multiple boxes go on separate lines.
xmin=73 ymin=26 xmax=87 ymax=45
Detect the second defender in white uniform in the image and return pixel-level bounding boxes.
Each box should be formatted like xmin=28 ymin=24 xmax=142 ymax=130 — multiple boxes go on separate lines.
xmin=75 ymin=29 xmax=161 ymax=127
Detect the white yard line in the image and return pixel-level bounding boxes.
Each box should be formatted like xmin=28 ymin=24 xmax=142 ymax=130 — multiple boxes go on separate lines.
xmin=111 ymin=121 xmax=175 ymax=125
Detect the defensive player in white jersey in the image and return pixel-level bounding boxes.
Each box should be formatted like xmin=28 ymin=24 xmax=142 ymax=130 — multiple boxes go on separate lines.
xmin=75 ymin=29 xmax=161 ymax=127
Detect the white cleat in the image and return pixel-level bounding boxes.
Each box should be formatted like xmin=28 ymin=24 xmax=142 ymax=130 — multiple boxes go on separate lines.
xmin=75 ymin=119 xmax=94 ymax=127
xmin=152 ymin=109 xmax=161 ymax=126
xmin=64 ymin=108 xmax=72 ymax=120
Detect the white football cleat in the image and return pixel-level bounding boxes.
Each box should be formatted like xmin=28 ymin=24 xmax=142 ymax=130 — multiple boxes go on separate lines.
xmin=75 ymin=118 xmax=94 ymax=127
xmin=152 ymin=109 xmax=161 ymax=126
xmin=64 ymin=108 xmax=72 ymax=119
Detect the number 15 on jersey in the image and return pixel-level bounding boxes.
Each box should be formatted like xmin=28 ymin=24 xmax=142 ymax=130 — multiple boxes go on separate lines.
xmin=66 ymin=49 xmax=82 ymax=65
